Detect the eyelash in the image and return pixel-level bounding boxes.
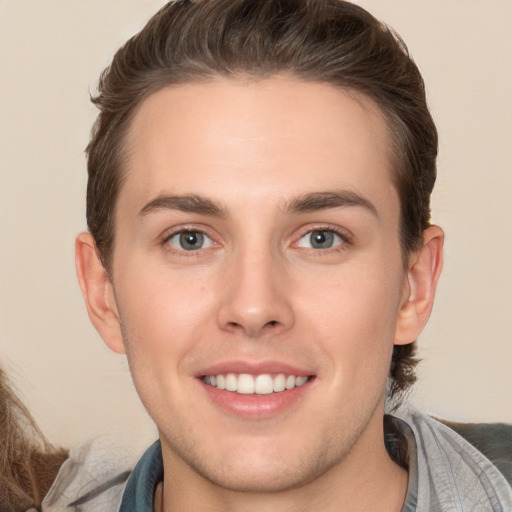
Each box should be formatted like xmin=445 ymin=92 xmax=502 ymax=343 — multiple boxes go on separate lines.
xmin=294 ymin=225 xmax=352 ymax=253
xmin=161 ymin=227 xmax=217 ymax=257
xmin=159 ymin=225 xmax=352 ymax=256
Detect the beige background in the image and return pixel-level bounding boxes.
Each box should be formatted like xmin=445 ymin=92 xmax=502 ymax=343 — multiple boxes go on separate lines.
xmin=1 ymin=1 xmax=511 ymax=455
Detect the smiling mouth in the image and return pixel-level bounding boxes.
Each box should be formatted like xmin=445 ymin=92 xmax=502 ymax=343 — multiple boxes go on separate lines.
xmin=202 ymin=373 xmax=310 ymax=395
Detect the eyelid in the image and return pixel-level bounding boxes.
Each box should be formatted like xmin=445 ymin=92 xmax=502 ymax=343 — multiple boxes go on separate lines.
xmin=158 ymin=223 xmax=352 ymax=255
xmin=160 ymin=225 xmax=220 ymax=254
xmin=292 ymin=224 xmax=353 ymax=251
xmin=297 ymin=231 xmax=342 ymax=249
xmin=168 ymin=231 xmax=214 ymax=250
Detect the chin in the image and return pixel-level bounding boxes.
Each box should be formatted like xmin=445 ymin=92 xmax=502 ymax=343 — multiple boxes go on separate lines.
xmin=195 ymin=460 xmax=324 ymax=493
xmin=179 ymin=437 xmax=342 ymax=494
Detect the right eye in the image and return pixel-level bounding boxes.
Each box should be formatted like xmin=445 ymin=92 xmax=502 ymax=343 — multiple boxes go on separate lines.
xmin=166 ymin=231 xmax=213 ymax=251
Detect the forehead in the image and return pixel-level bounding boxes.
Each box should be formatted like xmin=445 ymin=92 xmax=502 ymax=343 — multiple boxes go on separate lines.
xmin=121 ymin=76 xmax=396 ymax=214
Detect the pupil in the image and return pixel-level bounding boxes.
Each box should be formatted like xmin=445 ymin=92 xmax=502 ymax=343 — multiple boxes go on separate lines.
xmin=180 ymin=232 xmax=202 ymax=250
xmin=311 ymin=231 xmax=333 ymax=249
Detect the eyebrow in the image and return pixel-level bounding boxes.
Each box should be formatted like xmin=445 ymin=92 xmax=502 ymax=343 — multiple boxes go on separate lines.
xmin=138 ymin=190 xmax=378 ymax=219
xmin=285 ymin=190 xmax=378 ymax=217
xmin=139 ymin=194 xmax=227 ymax=218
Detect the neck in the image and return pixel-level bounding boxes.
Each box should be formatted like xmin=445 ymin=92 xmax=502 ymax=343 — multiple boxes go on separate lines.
xmin=156 ymin=414 xmax=408 ymax=512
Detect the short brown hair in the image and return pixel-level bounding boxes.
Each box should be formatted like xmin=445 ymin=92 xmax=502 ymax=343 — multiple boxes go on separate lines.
xmin=86 ymin=0 xmax=438 ymax=402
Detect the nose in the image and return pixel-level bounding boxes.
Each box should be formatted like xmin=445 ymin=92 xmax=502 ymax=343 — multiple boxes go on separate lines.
xmin=217 ymin=247 xmax=294 ymax=338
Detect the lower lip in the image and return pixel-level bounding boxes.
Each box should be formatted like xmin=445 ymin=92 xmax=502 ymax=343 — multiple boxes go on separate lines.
xmin=199 ymin=379 xmax=313 ymax=420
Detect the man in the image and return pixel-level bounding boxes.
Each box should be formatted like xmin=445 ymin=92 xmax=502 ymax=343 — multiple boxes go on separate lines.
xmin=74 ymin=0 xmax=512 ymax=510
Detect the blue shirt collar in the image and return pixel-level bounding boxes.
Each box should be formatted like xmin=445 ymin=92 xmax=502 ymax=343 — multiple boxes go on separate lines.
xmin=119 ymin=440 xmax=163 ymax=511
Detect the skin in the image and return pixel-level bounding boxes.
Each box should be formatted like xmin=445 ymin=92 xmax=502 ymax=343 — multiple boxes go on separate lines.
xmin=76 ymin=76 xmax=443 ymax=511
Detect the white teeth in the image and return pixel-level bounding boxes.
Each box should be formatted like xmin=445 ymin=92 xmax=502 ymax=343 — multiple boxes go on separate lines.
xmin=296 ymin=376 xmax=308 ymax=387
xmin=273 ymin=373 xmax=286 ymax=392
xmin=225 ymin=373 xmax=237 ymax=392
xmin=203 ymin=372 xmax=310 ymax=394
xmin=237 ymin=374 xmax=255 ymax=394
xmin=255 ymin=374 xmax=273 ymax=394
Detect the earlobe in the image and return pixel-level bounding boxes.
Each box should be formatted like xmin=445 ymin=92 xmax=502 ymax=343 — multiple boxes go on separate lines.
xmin=394 ymin=225 xmax=444 ymax=346
xmin=75 ymin=232 xmax=126 ymax=354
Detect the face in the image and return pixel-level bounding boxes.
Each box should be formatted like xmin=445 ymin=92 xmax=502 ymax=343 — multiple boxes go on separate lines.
xmin=107 ymin=77 xmax=411 ymax=491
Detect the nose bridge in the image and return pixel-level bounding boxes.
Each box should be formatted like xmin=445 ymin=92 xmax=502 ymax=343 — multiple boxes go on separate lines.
xmin=218 ymin=239 xmax=293 ymax=337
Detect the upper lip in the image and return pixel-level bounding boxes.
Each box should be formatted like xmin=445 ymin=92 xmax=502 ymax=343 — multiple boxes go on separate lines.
xmin=196 ymin=360 xmax=315 ymax=378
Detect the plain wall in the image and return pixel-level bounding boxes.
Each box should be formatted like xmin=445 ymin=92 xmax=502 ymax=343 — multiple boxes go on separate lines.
xmin=1 ymin=0 xmax=511 ymax=455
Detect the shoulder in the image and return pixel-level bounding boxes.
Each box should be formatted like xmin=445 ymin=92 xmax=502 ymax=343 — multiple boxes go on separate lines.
xmin=395 ymin=408 xmax=512 ymax=510
xmin=41 ymin=438 xmax=135 ymax=512
xmin=438 ymin=417 xmax=512 ymax=486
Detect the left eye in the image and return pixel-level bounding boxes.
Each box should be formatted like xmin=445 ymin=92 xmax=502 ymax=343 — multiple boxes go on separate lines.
xmin=297 ymin=230 xmax=343 ymax=250
xmin=167 ymin=231 xmax=213 ymax=251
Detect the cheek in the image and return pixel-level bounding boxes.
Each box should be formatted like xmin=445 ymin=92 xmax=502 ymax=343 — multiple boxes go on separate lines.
xmin=114 ymin=269 xmax=212 ymax=420
xmin=295 ymin=264 xmax=403 ymax=373
xmin=300 ymin=261 xmax=402 ymax=327
xmin=114 ymin=261 xmax=216 ymax=367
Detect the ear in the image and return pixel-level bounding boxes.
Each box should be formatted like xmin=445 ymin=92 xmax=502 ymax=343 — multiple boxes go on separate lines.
xmin=394 ymin=225 xmax=444 ymax=346
xmin=75 ymin=232 xmax=126 ymax=354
